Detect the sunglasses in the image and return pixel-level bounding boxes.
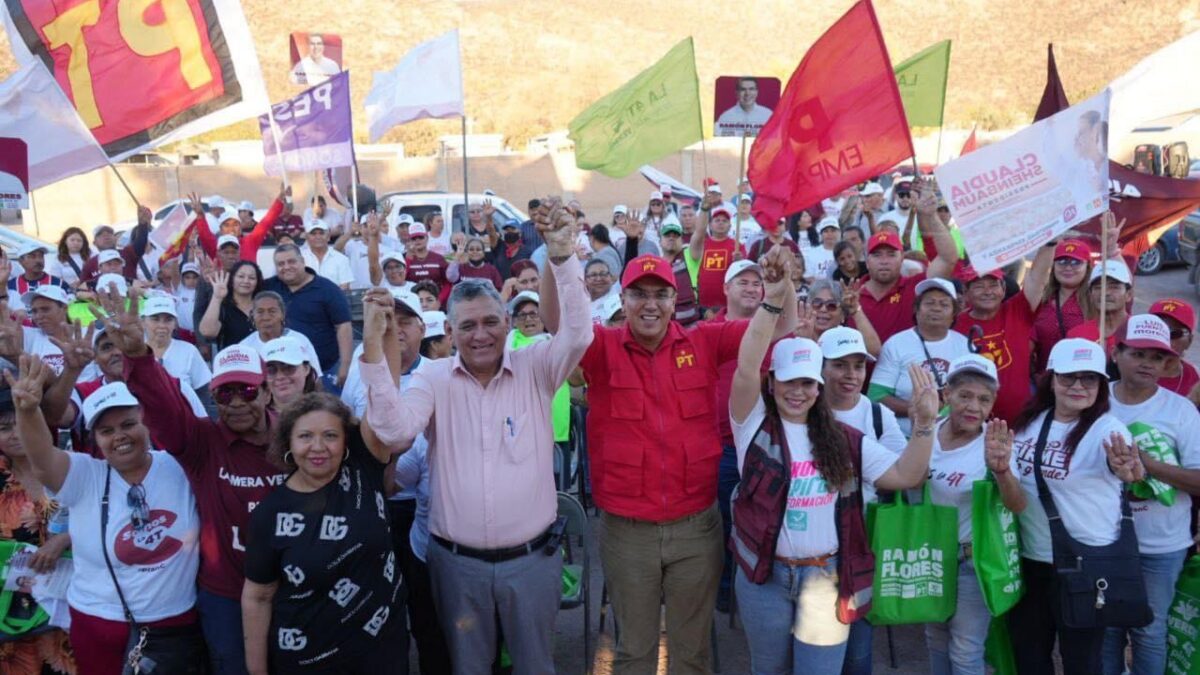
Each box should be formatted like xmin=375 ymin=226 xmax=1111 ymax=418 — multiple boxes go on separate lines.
xmin=267 ymin=363 xmax=299 ymax=377
xmin=895 ymin=191 xmax=911 ymax=198
xmin=1054 ymin=258 xmax=1085 ymax=267
xmin=213 ymin=384 xmax=261 ymax=405
xmin=128 ymin=484 xmax=149 ymax=530
xmin=809 ymin=300 xmax=840 ymax=312
xmin=1054 ymin=372 xmax=1102 ymax=388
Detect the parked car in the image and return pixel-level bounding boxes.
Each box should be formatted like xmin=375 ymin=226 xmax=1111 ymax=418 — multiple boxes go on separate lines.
xmin=1136 ymin=222 xmax=1184 ymax=275
xmin=1178 ymin=209 xmax=1200 ymax=297
xmin=380 ymin=191 xmax=529 ymax=233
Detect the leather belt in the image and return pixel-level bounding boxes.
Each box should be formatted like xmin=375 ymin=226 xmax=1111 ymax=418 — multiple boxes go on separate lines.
xmin=775 ymin=553 xmax=835 ymax=567
xmin=432 ymin=528 xmax=552 ymax=563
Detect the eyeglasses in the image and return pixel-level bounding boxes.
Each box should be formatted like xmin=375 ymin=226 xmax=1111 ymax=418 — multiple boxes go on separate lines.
xmin=515 ymin=311 xmax=540 ymax=321
xmin=1054 ymin=372 xmax=1103 ymax=388
xmin=585 ymin=272 xmax=611 ymax=280
xmin=895 ymin=191 xmax=911 ymax=198
xmin=266 ymin=363 xmax=299 ymax=378
xmin=127 ymin=484 xmax=149 ymax=530
xmin=1170 ymin=329 xmax=1191 ymax=340
xmin=213 ymin=384 xmax=261 ymax=405
xmin=1054 ymin=258 xmax=1085 ymax=267
xmin=626 ymin=288 xmax=675 ymax=303
xmin=809 ymin=300 xmax=840 ymax=312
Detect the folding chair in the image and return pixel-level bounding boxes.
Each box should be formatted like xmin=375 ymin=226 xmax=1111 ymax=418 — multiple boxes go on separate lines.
xmin=557 ymin=492 xmax=592 ymax=675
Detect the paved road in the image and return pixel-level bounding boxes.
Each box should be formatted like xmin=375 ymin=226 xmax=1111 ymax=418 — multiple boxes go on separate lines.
xmin=410 ymin=266 xmax=1199 ymax=674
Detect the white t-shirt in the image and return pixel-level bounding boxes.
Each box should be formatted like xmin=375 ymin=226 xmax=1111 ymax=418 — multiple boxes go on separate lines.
xmin=55 ymin=451 xmax=200 ymax=622
xmin=47 ymin=254 xmax=85 ymax=287
xmin=342 ymin=238 xmax=403 ymax=291
xmin=171 ymin=285 xmax=198 ymax=332
xmin=871 ymin=328 xmax=971 ymax=435
xmin=833 ymin=396 xmax=906 ymax=504
xmin=715 ymin=103 xmax=773 ymax=137
xmin=732 ymin=216 xmax=762 ymax=248
xmin=426 ymin=229 xmax=453 ymax=257
xmin=802 ymin=246 xmax=837 ymax=280
xmin=22 ymin=327 xmax=64 ymax=375
xmin=732 ymin=396 xmax=898 ymax=558
xmin=589 ymin=288 xmax=620 ymax=325
xmin=1107 ymin=385 xmax=1200 ymax=555
xmin=159 ymin=340 xmax=211 ymax=394
xmin=926 ymin=421 xmax=989 ymax=543
xmin=301 ymin=246 xmax=353 ymax=288
xmin=1011 ymin=411 xmax=1130 ymax=563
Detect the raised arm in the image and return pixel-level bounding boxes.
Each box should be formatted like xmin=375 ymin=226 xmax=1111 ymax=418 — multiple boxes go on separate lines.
xmin=983 ymin=420 xmax=1027 ymax=513
xmin=915 ymin=179 xmax=959 ymax=279
xmin=1023 ymin=237 xmax=1056 ymax=310
xmin=8 ymin=357 xmax=71 ymax=493
xmin=842 ymin=280 xmax=882 ymax=356
xmin=43 ymin=320 xmax=96 ymax=427
xmin=534 ymin=199 xmax=594 ymax=387
xmin=188 ymin=193 xmax=219 ymax=260
xmin=731 ymin=246 xmax=792 ymax=423
xmin=244 ymin=186 xmax=287 ymax=252
xmin=360 ymin=293 xmax=434 ymax=449
xmin=198 ymin=269 xmax=228 ymax=339
xmin=873 ymin=364 xmax=939 ymax=490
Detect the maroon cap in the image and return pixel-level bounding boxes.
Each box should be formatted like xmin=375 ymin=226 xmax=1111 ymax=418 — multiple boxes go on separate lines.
xmin=957 ymin=266 xmax=1004 ymax=285
xmin=1149 ymin=298 xmax=1196 ymax=332
xmin=867 ymin=231 xmax=902 ymax=253
xmin=621 ymin=254 xmax=676 ymax=290
xmin=1054 ymin=239 xmax=1091 ymax=262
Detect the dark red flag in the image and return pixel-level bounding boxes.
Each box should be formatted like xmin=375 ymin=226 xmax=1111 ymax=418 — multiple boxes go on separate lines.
xmin=1034 ymin=45 xmax=1200 ymax=255
xmin=748 ymin=0 xmax=913 ymax=227
xmin=959 ymin=127 xmax=978 ymax=156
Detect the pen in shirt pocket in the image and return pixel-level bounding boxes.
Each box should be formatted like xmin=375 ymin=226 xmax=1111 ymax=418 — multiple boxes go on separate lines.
xmin=505 ymin=416 xmax=515 ymax=437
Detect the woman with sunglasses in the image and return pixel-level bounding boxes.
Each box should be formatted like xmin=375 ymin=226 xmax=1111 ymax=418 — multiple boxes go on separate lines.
xmin=869 ymin=279 xmax=970 ymax=434
xmin=262 ymin=335 xmax=322 ymax=411
xmin=242 ymin=393 xmax=406 ymax=675
xmin=10 ymin=357 xmax=204 ymax=675
xmin=807 ymin=279 xmax=881 ymax=357
xmin=729 ymin=252 xmax=941 ymax=673
xmin=1101 ymin=315 xmax=1200 ymax=675
xmin=999 ymin=339 xmax=1145 ymax=674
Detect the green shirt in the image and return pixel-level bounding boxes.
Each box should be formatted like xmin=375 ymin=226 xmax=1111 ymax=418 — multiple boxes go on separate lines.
xmin=508 ymin=330 xmax=570 ymax=442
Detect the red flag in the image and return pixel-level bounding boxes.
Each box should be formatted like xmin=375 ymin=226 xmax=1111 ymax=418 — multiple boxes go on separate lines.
xmin=748 ymin=0 xmax=913 ymax=227
xmin=959 ymin=127 xmax=978 ymax=156
xmin=1033 ymin=45 xmax=1200 ymax=253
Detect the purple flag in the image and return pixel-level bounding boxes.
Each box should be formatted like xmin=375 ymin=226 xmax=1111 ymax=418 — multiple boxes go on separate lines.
xmin=259 ymin=70 xmax=353 ymax=177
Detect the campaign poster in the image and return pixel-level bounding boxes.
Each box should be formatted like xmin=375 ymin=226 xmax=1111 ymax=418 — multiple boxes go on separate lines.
xmin=289 ymin=32 xmax=343 ymax=86
xmin=713 ymin=75 xmax=780 ymax=138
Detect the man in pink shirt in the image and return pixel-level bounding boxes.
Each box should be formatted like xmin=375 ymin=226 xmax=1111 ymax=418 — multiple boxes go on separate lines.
xmin=361 ymin=200 xmax=590 ymax=674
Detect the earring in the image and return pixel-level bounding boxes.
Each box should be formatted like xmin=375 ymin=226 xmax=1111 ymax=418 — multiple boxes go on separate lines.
xmin=283 ymin=451 xmax=294 ymax=465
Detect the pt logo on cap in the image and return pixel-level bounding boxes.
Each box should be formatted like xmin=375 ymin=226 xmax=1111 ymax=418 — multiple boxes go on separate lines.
xmin=1064 ymin=244 xmax=1077 ymax=253
xmin=641 ymin=259 xmax=658 ymax=272
xmin=1162 ymin=302 xmax=1179 ymax=313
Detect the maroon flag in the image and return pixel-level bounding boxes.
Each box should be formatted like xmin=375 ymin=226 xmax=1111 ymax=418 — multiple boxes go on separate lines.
xmin=959 ymin=127 xmax=978 ymax=156
xmin=1034 ymin=45 xmax=1200 ymax=255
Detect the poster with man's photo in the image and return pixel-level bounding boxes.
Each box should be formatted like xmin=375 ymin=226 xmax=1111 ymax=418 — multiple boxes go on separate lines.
xmin=289 ymin=33 xmax=344 ymax=86
xmin=713 ymin=76 xmax=781 ymax=138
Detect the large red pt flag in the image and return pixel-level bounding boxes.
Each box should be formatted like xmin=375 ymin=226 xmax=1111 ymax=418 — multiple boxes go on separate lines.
xmin=749 ymin=0 xmax=913 ymax=227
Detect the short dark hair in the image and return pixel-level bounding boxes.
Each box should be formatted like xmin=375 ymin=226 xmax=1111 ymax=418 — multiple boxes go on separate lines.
xmin=269 ymin=393 xmax=352 ymax=469
xmin=274 ymin=243 xmax=303 ymax=259
xmin=412 ymin=280 xmax=440 ymax=297
xmin=528 ymin=198 xmax=541 ymax=211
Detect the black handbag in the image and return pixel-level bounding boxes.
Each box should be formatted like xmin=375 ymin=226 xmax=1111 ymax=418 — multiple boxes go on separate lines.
xmin=100 ymin=468 xmax=209 ymax=675
xmin=1031 ymin=414 xmax=1152 ymax=629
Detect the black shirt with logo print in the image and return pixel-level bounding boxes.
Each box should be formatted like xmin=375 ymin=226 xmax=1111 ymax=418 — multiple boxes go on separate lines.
xmin=244 ymin=430 xmax=402 ymax=670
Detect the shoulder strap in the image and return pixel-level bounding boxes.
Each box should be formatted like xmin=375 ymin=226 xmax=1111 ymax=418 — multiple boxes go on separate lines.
xmin=1055 ymin=294 xmax=1066 ymax=340
xmin=871 ymin=402 xmax=883 ymax=441
xmin=65 ymin=256 xmax=83 ymax=277
xmin=100 ymin=467 xmax=138 ymax=626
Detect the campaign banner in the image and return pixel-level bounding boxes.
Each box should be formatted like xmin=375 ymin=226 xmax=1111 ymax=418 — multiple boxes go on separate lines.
xmin=713 ymin=75 xmax=781 ymax=138
xmin=2 ymin=0 xmax=268 ymax=162
xmin=934 ymin=90 xmax=1111 ymax=273
xmin=259 ymin=71 xmax=354 ymax=177
xmin=0 ymin=138 xmax=29 ymax=208
xmin=289 ymin=32 xmax=343 ymax=86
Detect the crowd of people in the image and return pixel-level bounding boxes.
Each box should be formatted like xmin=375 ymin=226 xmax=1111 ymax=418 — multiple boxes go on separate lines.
xmin=0 ymin=170 xmax=1194 ymax=675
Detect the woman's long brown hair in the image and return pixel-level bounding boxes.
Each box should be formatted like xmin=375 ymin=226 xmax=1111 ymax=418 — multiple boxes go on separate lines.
xmin=762 ymin=378 xmax=853 ymax=488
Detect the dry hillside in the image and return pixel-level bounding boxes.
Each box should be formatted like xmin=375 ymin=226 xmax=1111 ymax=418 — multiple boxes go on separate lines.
xmin=2 ymin=0 xmax=1198 ymax=155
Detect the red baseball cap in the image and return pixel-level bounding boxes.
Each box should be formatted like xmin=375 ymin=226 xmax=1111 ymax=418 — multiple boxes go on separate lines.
xmin=867 ymin=231 xmax=902 ymax=253
xmin=1115 ymin=314 xmax=1177 ymax=355
xmin=1150 ymin=298 xmax=1196 ymax=332
xmin=621 ymin=254 xmax=676 ymax=290
xmin=956 ymin=265 xmax=1004 ymax=285
xmin=1054 ymin=239 xmax=1091 ymax=262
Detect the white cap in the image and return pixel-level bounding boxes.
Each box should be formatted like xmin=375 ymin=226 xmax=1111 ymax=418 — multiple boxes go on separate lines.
xmin=612 ymin=205 xmax=628 ymax=216
xmin=97 ymin=249 xmax=123 ymax=265
xmin=396 ymin=214 xmax=414 ymax=225
xmin=96 ymin=273 xmax=128 ymax=295
xmin=138 ymin=295 xmax=177 ymax=318
xmin=1118 ymin=314 xmax=1176 ymax=354
xmin=217 ymin=234 xmax=240 ymax=249
xmin=203 ymin=195 xmax=225 ymax=208
xmin=600 ymin=294 xmax=624 ymax=322
xmin=876 ymin=211 xmax=905 ymax=228
xmin=770 ymin=337 xmax=824 ymax=384
xmin=20 ymin=285 xmax=68 ymax=308
xmin=304 ymin=218 xmax=330 ymax=233
xmin=861 ymin=182 xmax=884 ymax=196
xmin=1089 ymin=259 xmax=1132 ymax=286
xmin=509 ymin=290 xmax=540 ymax=314
xmin=210 ymin=344 xmax=266 ymax=389
xmin=817 ymin=217 xmax=840 ymax=232
xmin=915 ymin=277 xmax=957 ymax=300
xmin=381 ymin=251 xmax=406 ymax=267
xmin=818 ymin=326 xmax=874 ymax=361
xmin=262 ymin=336 xmax=322 ymax=376
xmin=82 ymin=382 xmax=140 ymax=430
xmin=15 ymin=242 xmax=48 ymax=258
xmin=649 ymin=191 xmax=664 ymax=201
xmin=724 ymin=259 xmax=763 ymax=284
xmin=422 ymin=311 xmax=447 ymax=339
xmin=946 ymin=353 xmax=999 ymax=385
xmin=1047 ymin=338 xmax=1109 ymax=376
xmin=389 ymin=289 xmax=423 ymax=317
xmin=181 ymin=262 xmax=201 ymax=276
xmin=408 ymin=223 xmax=428 ymax=237
xmin=707 ymin=184 xmax=722 ymax=193
xmin=238 ymin=200 xmax=254 ymax=212
xmin=737 ymin=194 xmax=752 ymax=203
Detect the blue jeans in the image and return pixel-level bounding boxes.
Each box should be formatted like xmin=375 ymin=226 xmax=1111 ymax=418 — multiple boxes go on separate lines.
xmin=925 ymin=558 xmax=990 ymax=675
xmin=736 ymin=559 xmax=850 ymax=674
xmin=841 ymin=618 xmax=873 ymax=675
xmin=197 ymin=587 xmax=248 ymax=675
xmin=1101 ymin=548 xmax=1189 ymax=675
xmin=717 ymin=445 xmax=740 ymax=602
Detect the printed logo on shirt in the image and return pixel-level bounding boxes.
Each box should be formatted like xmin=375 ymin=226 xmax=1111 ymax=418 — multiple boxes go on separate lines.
xmin=1013 ymin=436 xmax=1071 ymax=480
xmin=283 ymin=564 xmax=306 ymax=586
xmin=889 ymin=293 xmax=902 ymax=304
xmin=383 ymin=551 xmax=395 ymax=583
xmin=930 ymin=469 xmax=968 ymax=489
xmin=920 ymin=357 xmax=951 ymax=383
xmin=785 ymin=461 xmax=836 ymax=532
xmin=339 ymin=467 xmax=351 ymax=492
xmin=363 ymin=606 xmax=390 ymax=637
xmin=702 ymin=249 xmax=729 ymax=271
xmin=319 ymin=515 xmax=349 ymax=541
xmin=113 ymin=510 xmax=183 ymax=566
xmin=276 ymin=513 xmax=306 ymax=537
xmin=375 ymin=492 xmax=387 ymax=521
xmin=675 ymin=348 xmax=696 ymax=369
xmin=278 ymin=628 xmax=308 ymax=651
xmin=329 ymin=578 xmax=361 ymax=607
xmin=970 ymin=332 xmax=1013 ymax=371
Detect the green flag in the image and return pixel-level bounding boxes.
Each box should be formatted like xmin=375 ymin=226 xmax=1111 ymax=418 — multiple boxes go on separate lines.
xmin=569 ymin=38 xmax=702 ymax=177
xmin=894 ymin=40 xmax=951 ymax=127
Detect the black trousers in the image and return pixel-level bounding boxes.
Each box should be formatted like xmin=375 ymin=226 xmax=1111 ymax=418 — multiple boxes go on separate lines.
xmin=388 ymin=498 xmax=452 ymax=675
xmin=1007 ymin=558 xmax=1107 ymax=675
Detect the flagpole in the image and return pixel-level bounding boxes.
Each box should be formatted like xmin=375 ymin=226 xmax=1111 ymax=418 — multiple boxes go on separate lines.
xmin=107 ymin=163 xmax=140 ymax=207
xmin=28 ymin=189 xmax=41 ymax=239
xmin=461 ymin=115 xmax=470 ymax=230
xmin=351 ymin=162 xmax=359 ymax=221
xmin=265 ymin=104 xmax=291 ymax=193
xmin=693 ymin=82 xmax=709 ymax=180
xmin=736 ymin=131 xmax=749 ymax=242
xmin=1099 ymin=216 xmax=1109 ymax=347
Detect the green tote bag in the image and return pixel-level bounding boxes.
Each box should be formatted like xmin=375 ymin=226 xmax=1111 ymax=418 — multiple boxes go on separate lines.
xmin=1167 ymin=556 xmax=1200 ymax=675
xmin=867 ymin=484 xmax=959 ymax=625
xmin=970 ymin=473 xmax=1025 ymax=616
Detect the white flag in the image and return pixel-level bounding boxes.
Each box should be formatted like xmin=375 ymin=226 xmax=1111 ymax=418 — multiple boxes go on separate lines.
xmin=1108 ymin=31 xmax=1200 ymax=143
xmin=0 ymin=62 xmax=109 ymax=190
xmin=365 ymin=30 xmax=464 ymax=142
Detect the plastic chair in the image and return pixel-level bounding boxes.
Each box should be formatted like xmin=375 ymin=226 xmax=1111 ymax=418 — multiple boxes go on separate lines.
xmin=557 ymin=492 xmax=592 ymax=674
